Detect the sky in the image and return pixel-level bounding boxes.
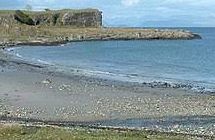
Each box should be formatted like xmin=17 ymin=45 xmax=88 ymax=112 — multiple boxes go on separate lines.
xmin=0 ymin=0 xmax=215 ymax=27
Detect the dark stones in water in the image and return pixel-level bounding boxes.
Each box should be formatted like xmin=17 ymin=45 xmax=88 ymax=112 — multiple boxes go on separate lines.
xmin=142 ymin=81 xmax=194 ymax=90
xmin=142 ymin=81 xmax=175 ymax=88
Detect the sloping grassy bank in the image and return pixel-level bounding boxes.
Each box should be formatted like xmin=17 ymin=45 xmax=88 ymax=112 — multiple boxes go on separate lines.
xmin=0 ymin=124 xmax=212 ymax=140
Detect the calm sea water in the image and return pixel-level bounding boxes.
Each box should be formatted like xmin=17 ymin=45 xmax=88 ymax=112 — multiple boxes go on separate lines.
xmin=9 ymin=28 xmax=215 ymax=92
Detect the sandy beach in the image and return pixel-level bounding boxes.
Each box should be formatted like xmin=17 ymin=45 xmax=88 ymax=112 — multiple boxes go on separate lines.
xmin=0 ymin=48 xmax=214 ymax=137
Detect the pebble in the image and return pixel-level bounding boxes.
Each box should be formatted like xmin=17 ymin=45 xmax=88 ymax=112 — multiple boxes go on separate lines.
xmin=42 ymin=79 xmax=52 ymax=84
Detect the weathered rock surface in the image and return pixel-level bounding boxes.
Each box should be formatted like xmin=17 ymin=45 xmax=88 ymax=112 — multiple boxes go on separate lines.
xmin=0 ymin=15 xmax=15 ymax=25
xmin=61 ymin=11 xmax=102 ymax=27
xmin=0 ymin=9 xmax=102 ymax=27
xmin=31 ymin=9 xmax=102 ymax=27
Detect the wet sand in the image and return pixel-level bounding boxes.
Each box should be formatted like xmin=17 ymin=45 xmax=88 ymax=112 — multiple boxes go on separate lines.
xmin=0 ymin=49 xmax=214 ymax=136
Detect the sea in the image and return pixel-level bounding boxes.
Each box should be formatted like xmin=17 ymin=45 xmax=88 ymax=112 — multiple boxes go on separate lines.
xmin=7 ymin=27 xmax=215 ymax=93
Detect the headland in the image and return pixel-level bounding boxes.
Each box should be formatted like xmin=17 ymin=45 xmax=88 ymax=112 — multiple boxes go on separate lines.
xmin=0 ymin=9 xmax=201 ymax=47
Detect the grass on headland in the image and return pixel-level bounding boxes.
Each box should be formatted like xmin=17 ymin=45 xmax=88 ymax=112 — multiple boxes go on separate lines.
xmin=0 ymin=24 xmax=145 ymax=47
xmin=0 ymin=124 xmax=205 ymax=140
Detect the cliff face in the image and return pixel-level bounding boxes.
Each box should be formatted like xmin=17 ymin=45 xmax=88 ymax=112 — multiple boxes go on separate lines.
xmin=32 ymin=9 xmax=102 ymax=27
xmin=61 ymin=11 xmax=102 ymax=27
xmin=0 ymin=9 xmax=102 ymax=27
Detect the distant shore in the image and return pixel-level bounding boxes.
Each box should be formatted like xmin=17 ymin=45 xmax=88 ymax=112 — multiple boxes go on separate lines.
xmin=0 ymin=27 xmax=201 ymax=48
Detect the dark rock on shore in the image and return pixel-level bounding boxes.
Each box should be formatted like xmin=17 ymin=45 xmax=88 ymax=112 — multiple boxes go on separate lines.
xmin=192 ymin=33 xmax=202 ymax=39
xmin=14 ymin=10 xmax=34 ymax=25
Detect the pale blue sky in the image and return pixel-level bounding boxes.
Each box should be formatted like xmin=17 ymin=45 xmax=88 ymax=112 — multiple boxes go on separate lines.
xmin=0 ymin=0 xmax=215 ymax=27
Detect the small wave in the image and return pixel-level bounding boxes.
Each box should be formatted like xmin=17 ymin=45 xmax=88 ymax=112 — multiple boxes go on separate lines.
xmin=4 ymin=47 xmax=24 ymax=59
xmin=82 ymin=69 xmax=115 ymax=76
xmin=5 ymin=48 xmax=15 ymax=52
xmin=79 ymin=70 xmax=215 ymax=93
xmin=15 ymin=53 xmax=23 ymax=58
xmin=124 ymin=73 xmax=215 ymax=93
xmin=37 ymin=59 xmax=52 ymax=65
xmin=53 ymin=65 xmax=215 ymax=94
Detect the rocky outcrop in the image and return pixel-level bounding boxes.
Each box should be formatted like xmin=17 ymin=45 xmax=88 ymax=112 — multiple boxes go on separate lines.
xmin=32 ymin=9 xmax=102 ymax=27
xmin=0 ymin=15 xmax=15 ymax=26
xmin=61 ymin=11 xmax=102 ymax=27
xmin=31 ymin=12 xmax=61 ymax=26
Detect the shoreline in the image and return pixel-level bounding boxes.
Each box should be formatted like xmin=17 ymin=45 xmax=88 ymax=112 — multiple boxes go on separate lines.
xmin=2 ymin=45 xmax=215 ymax=94
xmin=0 ymin=34 xmax=201 ymax=48
xmin=0 ymin=47 xmax=215 ymax=136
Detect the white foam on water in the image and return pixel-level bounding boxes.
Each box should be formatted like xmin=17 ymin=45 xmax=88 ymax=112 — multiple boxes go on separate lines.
xmin=37 ymin=59 xmax=52 ymax=65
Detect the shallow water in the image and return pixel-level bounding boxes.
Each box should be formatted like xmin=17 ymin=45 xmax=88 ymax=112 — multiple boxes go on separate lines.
xmin=8 ymin=27 xmax=215 ymax=92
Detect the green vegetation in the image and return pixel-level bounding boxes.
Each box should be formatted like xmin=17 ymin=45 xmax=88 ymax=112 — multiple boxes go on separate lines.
xmin=0 ymin=124 xmax=202 ymax=140
xmin=0 ymin=9 xmax=100 ymax=16
xmin=52 ymin=13 xmax=60 ymax=25
xmin=0 ymin=10 xmax=16 ymax=15
xmin=14 ymin=10 xmax=34 ymax=25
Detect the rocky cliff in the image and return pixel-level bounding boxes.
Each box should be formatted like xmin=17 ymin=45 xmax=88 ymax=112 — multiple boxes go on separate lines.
xmin=0 ymin=9 xmax=102 ymax=27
